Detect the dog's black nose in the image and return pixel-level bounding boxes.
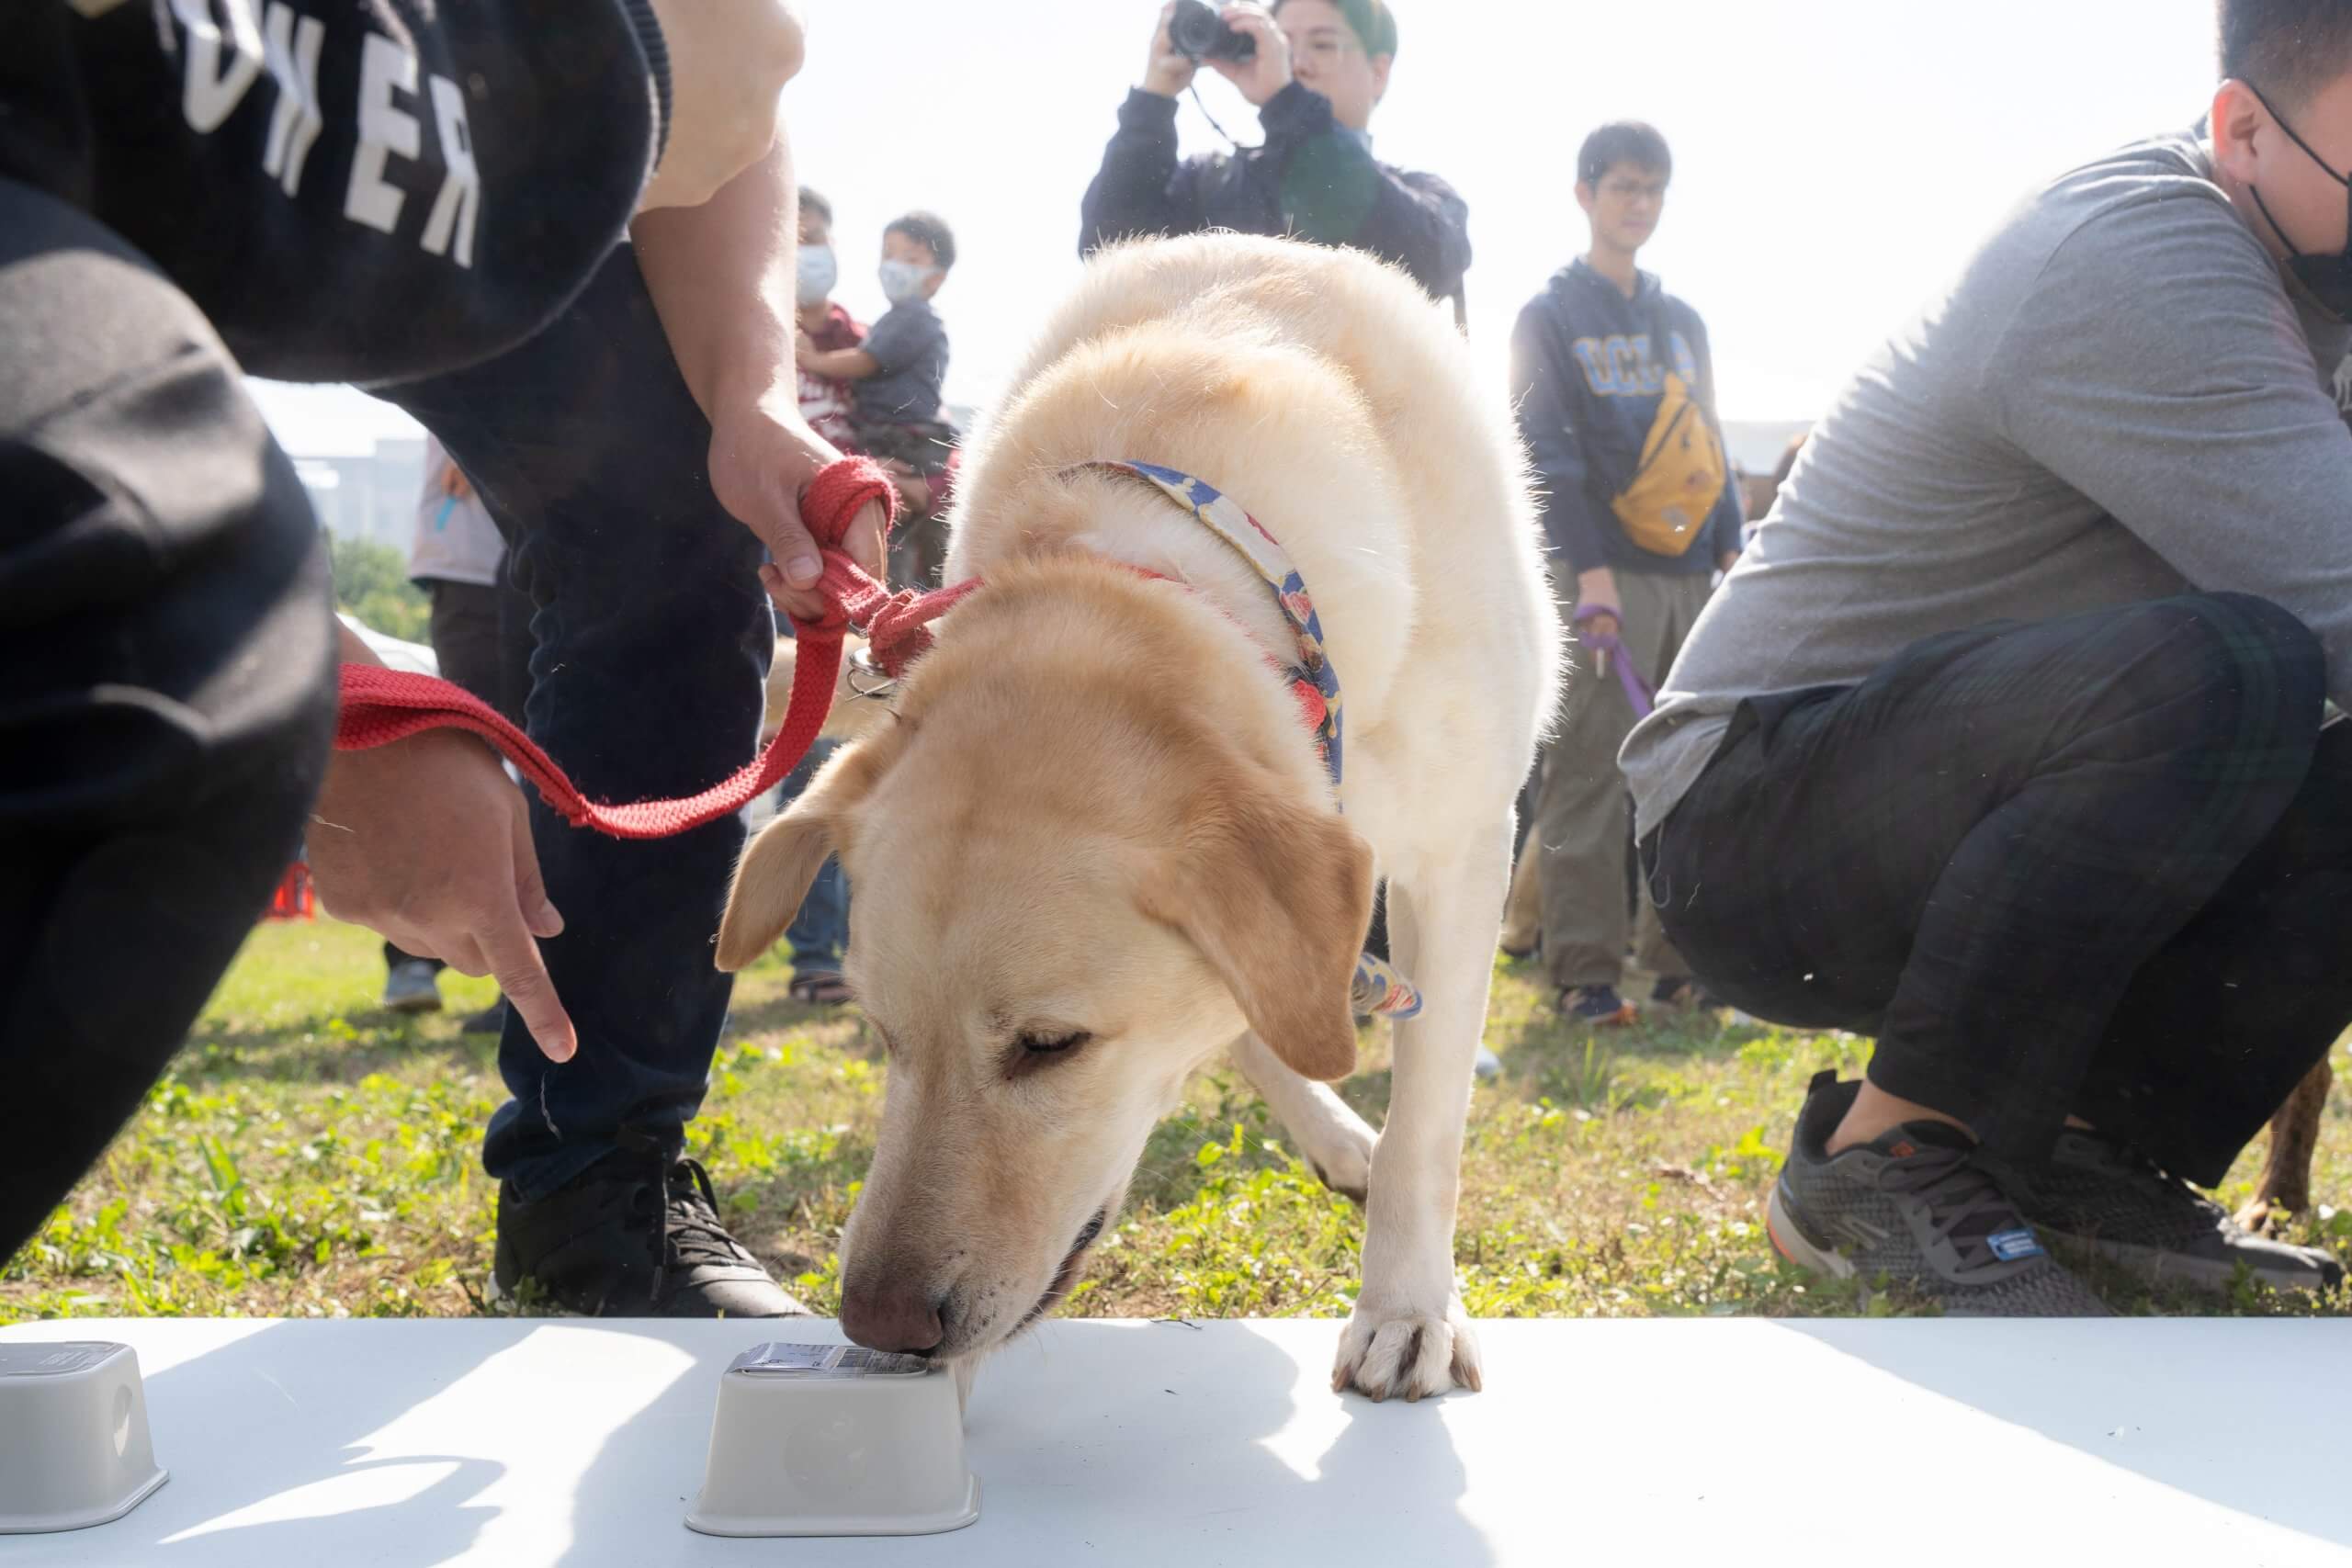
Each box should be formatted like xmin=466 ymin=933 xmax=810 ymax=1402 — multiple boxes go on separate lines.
xmin=839 ymin=1277 xmax=949 ymax=1357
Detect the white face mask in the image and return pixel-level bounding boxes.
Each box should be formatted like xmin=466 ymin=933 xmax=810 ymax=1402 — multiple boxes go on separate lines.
xmin=877 ymin=258 xmax=938 ymax=305
xmin=796 ymin=243 xmax=838 ymax=307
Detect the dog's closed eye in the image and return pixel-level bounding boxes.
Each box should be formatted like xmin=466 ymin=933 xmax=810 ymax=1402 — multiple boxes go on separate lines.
xmin=1003 ymin=1030 xmax=1093 ymax=1078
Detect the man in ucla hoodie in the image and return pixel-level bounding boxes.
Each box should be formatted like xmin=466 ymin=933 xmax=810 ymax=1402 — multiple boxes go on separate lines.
xmin=1 ymin=3 xmax=865 ymax=1320
xmin=1508 ymin=121 xmax=1742 ymax=1027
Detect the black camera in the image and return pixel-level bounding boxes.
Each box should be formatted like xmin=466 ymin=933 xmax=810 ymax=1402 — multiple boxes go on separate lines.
xmin=1168 ymin=0 xmax=1256 ymax=63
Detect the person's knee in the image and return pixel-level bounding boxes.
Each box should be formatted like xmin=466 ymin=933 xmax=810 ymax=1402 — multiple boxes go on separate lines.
xmin=2194 ymin=592 xmax=2325 ymax=682
xmin=2119 ymin=593 xmax=2325 ymax=752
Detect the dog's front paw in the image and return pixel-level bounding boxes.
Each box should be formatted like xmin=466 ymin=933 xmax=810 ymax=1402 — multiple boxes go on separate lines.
xmin=1331 ymin=1299 xmax=1481 ymax=1403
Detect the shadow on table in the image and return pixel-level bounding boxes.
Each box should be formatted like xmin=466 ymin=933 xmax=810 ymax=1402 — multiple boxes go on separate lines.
xmin=1307 ymin=1375 xmax=1486 ymax=1566
xmin=1772 ymin=1318 xmax=2352 ymax=1551
xmin=548 ymin=1325 xmax=716 ymax=1564
xmin=553 ymin=1320 xmax=1492 ymax=1567
xmin=15 ymin=1320 xmax=514 ymax=1567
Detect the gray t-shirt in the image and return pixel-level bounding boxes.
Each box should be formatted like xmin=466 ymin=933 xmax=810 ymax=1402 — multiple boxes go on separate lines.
xmin=1622 ymin=129 xmax=2352 ymax=837
xmin=854 ymin=298 xmax=948 ymax=425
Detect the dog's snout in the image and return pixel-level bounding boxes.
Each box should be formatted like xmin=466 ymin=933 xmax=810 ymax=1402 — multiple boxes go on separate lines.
xmin=839 ymin=1275 xmax=949 ymax=1356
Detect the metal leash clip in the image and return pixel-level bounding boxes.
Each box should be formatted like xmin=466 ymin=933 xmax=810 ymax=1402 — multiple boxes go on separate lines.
xmin=842 ymin=645 xmax=899 ymax=704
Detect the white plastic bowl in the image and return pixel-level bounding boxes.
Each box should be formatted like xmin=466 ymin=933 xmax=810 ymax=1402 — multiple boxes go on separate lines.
xmin=0 ymin=1341 xmax=168 ymax=1534
xmin=684 ymin=1341 xmax=979 ymax=1538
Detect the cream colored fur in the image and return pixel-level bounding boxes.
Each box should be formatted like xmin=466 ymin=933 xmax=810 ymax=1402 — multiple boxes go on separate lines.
xmin=718 ymin=234 xmax=1558 ymax=1402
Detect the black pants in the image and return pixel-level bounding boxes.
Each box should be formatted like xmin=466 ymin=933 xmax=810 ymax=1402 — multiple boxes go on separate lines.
xmin=1643 ymin=592 xmax=2345 ymax=1185
xmin=2 ymin=179 xmax=337 ymax=1257
xmin=383 ymin=248 xmax=771 ymax=1201
xmin=426 ymin=578 xmax=517 ymax=721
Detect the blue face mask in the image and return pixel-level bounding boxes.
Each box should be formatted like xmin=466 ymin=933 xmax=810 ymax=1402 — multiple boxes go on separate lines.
xmin=2245 ymin=84 xmax=2352 ymax=320
xmin=796 ymin=243 xmax=837 ymax=307
xmin=877 ymin=259 xmax=937 ymax=305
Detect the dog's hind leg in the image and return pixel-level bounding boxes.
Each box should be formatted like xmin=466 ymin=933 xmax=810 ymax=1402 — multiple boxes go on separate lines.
xmin=2236 ymin=1055 xmax=2333 ymax=1235
xmin=1231 ymin=1030 xmax=1376 ymax=1202
xmin=1331 ymin=823 xmax=1510 ymax=1404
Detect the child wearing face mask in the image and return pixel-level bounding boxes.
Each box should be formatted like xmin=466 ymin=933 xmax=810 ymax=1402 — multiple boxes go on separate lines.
xmin=797 ymin=209 xmax=956 ymax=467
xmin=792 ymin=186 xmax=865 ymax=451
xmin=797 ymin=209 xmax=958 ymax=582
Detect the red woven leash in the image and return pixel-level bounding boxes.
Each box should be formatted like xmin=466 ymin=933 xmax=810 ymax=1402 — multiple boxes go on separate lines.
xmin=334 ymin=456 xmax=981 ymax=841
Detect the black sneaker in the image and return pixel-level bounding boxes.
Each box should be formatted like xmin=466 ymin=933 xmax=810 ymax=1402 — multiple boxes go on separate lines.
xmin=459 ymin=999 xmax=507 ymax=1035
xmin=492 ymin=1135 xmax=808 ymax=1317
xmin=1996 ymin=1129 xmax=2345 ymax=1296
xmin=1767 ymin=1073 xmax=2110 ymax=1316
xmin=1559 ymin=984 xmax=1638 ymax=1027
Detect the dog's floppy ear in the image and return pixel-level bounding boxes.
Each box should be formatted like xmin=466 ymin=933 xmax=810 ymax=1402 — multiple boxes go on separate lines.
xmin=715 ymin=735 xmax=895 ymax=973
xmin=1140 ymin=773 xmax=1375 ymax=1082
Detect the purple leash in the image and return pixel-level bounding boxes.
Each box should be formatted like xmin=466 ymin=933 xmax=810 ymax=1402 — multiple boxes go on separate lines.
xmin=1571 ymin=604 xmax=1656 ymax=719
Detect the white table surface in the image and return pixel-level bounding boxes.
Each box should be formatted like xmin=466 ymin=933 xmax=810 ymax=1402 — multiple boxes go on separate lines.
xmin=1 ymin=1316 xmax=2346 ymax=1567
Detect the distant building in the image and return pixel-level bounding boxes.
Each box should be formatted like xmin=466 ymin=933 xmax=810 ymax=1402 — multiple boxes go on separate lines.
xmin=295 ymin=438 xmax=426 ymax=555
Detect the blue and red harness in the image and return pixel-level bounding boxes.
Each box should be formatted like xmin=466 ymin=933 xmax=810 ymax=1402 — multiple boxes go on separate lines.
xmin=1084 ymin=461 xmax=1419 ymax=1021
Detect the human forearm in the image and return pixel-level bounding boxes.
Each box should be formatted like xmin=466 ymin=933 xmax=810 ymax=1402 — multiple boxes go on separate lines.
xmin=1513 ymin=314 xmax=1610 ymax=573
xmin=801 ymin=345 xmax=878 ymax=381
xmin=632 ymin=123 xmax=886 ymax=616
xmin=1081 ymin=92 xmax=1193 ymax=254
xmin=632 ymin=137 xmax=798 ymax=417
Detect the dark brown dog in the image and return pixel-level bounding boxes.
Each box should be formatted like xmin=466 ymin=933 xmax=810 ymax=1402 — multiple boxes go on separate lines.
xmin=2237 ymin=1058 xmax=2335 ymax=1232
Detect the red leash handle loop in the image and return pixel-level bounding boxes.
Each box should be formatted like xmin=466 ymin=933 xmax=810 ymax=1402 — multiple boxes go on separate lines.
xmin=334 ymin=456 xmax=927 ymax=841
xmin=791 ymin=456 xmax=894 ymax=636
xmin=795 ymin=457 xmax=980 ymax=679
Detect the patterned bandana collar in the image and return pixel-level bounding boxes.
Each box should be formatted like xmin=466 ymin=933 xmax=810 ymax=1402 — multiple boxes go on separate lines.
xmin=1081 ymin=460 xmax=1420 ymax=1022
xmin=1090 ymin=461 xmax=1346 ymax=784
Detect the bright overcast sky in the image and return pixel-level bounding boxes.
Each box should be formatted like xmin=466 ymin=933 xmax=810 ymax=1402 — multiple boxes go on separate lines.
xmin=252 ymin=0 xmax=2223 ymax=455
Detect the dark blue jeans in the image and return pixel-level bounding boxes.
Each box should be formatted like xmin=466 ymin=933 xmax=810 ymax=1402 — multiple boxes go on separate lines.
xmin=386 ymin=244 xmax=771 ymax=1200
xmin=777 ymin=739 xmax=849 ymax=975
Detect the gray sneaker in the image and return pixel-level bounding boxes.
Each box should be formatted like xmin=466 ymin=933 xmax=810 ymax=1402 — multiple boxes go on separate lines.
xmin=1767 ymin=1073 xmax=2110 ymax=1316
xmin=1998 ymin=1129 xmax=2344 ymax=1295
xmin=381 ymin=958 xmax=443 ymax=1014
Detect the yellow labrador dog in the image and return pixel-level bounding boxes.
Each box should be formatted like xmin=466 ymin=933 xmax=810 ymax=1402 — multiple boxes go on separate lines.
xmin=718 ymin=234 xmax=1556 ymax=1402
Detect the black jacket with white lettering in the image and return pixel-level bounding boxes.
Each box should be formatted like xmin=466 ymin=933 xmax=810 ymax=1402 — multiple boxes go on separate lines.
xmin=3 ymin=0 xmax=669 ymax=386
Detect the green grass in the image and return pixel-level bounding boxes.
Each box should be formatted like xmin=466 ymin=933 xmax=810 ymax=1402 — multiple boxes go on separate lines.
xmin=5 ymin=918 xmax=2346 ymax=1323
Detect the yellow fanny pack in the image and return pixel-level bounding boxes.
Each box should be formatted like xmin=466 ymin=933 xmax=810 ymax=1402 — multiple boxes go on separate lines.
xmin=1609 ymin=320 xmax=1727 ymax=558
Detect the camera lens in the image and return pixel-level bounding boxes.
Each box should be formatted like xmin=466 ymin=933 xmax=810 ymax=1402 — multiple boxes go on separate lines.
xmin=1167 ymin=0 xmax=1220 ymax=56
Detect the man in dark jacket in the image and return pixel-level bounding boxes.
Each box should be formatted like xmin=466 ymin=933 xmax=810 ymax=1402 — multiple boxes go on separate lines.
xmin=1510 ymin=120 xmax=1742 ymax=1027
xmin=1080 ymin=0 xmax=1469 ymax=309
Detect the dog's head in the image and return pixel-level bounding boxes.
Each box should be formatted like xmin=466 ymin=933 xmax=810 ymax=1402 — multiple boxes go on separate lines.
xmin=715 ymin=569 xmax=1374 ymax=1359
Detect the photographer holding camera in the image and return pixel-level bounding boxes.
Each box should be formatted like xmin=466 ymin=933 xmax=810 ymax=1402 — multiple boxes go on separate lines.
xmin=1080 ymin=0 xmax=1469 ymax=311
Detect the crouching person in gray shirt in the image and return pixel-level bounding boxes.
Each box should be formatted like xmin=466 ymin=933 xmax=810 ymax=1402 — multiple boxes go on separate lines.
xmin=1623 ymin=0 xmax=2352 ymax=1314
